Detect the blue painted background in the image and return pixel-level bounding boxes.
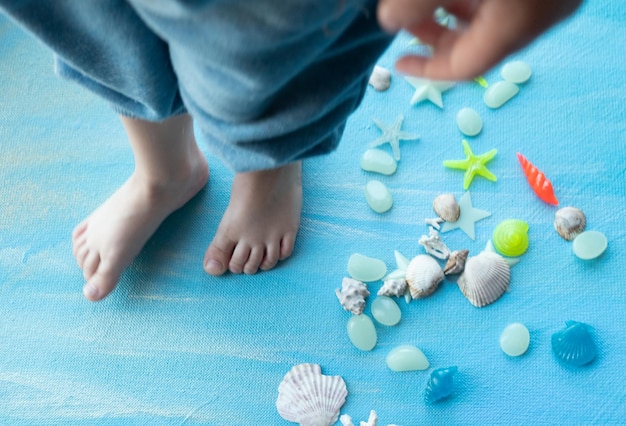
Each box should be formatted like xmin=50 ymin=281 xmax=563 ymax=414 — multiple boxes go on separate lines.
xmin=1 ymin=2 xmax=625 ymax=424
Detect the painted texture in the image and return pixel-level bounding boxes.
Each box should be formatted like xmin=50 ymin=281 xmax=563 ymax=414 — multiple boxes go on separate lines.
xmin=1 ymin=3 xmax=626 ymax=424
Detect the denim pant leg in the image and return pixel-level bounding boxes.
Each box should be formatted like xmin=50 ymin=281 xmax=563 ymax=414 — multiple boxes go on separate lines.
xmin=0 ymin=0 xmax=185 ymax=120
xmin=129 ymin=0 xmax=394 ymax=172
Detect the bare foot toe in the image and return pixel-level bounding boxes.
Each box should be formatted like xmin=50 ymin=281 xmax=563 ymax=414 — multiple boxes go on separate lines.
xmin=204 ymin=162 xmax=302 ymax=276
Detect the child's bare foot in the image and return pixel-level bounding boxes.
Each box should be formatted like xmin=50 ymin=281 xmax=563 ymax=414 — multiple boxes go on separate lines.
xmin=72 ymin=115 xmax=209 ymax=301
xmin=203 ymin=162 xmax=303 ymax=275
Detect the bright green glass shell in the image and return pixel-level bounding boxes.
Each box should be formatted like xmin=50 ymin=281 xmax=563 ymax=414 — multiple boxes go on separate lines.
xmin=492 ymin=219 xmax=529 ymax=257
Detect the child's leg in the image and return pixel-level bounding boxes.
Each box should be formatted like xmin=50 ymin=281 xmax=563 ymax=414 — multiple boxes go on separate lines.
xmin=73 ymin=114 xmax=208 ymax=301
xmin=203 ymin=162 xmax=302 ymax=275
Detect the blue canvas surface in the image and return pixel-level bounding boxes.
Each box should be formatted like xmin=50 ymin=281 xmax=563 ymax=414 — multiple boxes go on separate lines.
xmin=1 ymin=2 xmax=625 ymax=425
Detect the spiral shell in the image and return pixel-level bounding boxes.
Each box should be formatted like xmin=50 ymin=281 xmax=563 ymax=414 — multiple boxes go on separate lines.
xmin=551 ymin=321 xmax=597 ymax=367
xmin=457 ymin=251 xmax=510 ymax=307
xmin=405 ymin=255 xmax=444 ymax=299
xmin=554 ymin=207 xmax=586 ymax=240
xmin=492 ymin=219 xmax=529 ymax=257
xmin=335 ymin=277 xmax=370 ymax=315
xmin=377 ymin=278 xmax=408 ymax=298
xmin=443 ymin=249 xmax=469 ymax=275
xmin=424 ymin=366 xmax=458 ymax=404
xmin=276 ymin=363 xmax=348 ymax=426
xmin=433 ymin=193 xmax=461 ymax=222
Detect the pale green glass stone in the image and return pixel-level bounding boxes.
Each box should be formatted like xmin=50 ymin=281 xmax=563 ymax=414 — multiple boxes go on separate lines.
xmin=500 ymin=322 xmax=530 ymax=356
xmin=456 ymin=107 xmax=483 ymax=136
xmin=573 ymin=230 xmax=608 ymax=260
xmin=360 ymin=149 xmax=398 ymax=175
xmin=365 ymin=180 xmax=393 ymax=213
xmin=371 ymin=296 xmax=401 ymax=326
xmin=347 ymin=253 xmax=387 ymax=282
xmin=483 ymin=81 xmax=520 ymax=109
xmin=347 ymin=314 xmax=377 ymax=351
xmin=386 ymin=345 xmax=429 ymax=371
xmin=501 ymin=61 xmax=532 ymax=84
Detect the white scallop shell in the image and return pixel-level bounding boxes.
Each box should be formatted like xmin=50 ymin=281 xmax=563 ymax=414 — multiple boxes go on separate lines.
xmin=433 ymin=193 xmax=460 ymax=222
xmin=457 ymin=251 xmax=510 ymax=307
xmin=377 ymin=278 xmax=408 ymax=298
xmin=277 ymin=363 xmax=348 ymax=426
xmin=405 ymin=255 xmax=444 ymax=299
xmin=336 ymin=277 xmax=370 ymax=315
xmin=554 ymin=206 xmax=586 ymax=240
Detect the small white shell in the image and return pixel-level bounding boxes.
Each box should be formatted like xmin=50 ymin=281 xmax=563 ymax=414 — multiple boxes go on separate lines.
xmin=443 ymin=249 xmax=469 ymax=275
xmin=457 ymin=251 xmax=510 ymax=307
xmin=418 ymin=227 xmax=452 ymax=259
xmin=433 ymin=193 xmax=460 ymax=222
xmin=377 ymin=278 xmax=408 ymax=298
xmin=336 ymin=277 xmax=370 ymax=315
xmin=405 ymin=255 xmax=444 ymax=299
xmin=277 ymin=363 xmax=348 ymax=426
xmin=554 ymin=206 xmax=586 ymax=241
xmin=368 ymin=65 xmax=392 ymax=91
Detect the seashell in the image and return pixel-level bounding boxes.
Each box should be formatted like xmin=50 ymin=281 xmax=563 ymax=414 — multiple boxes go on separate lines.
xmin=551 ymin=321 xmax=597 ymax=367
xmin=517 ymin=152 xmax=558 ymax=205
xmin=433 ymin=193 xmax=461 ymax=222
xmin=276 ymin=363 xmax=348 ymax=426
xmin=377 ymin=278 xmax=408 ymax=298
xmin=405 ymin=255 xmax=444 ymax=299
xmin=443 ymin=249 xmax=469 ymax=275
xmin=424 ymin=366 xmax=458 ymax=404
xmin=554 ymin=206 xmax=586 ymax=240
xmin=492 ymin=219 xmax=529 ymax=257
xmin=335 ymin=277 xmax=370 ymax=315
xmin=457 ymin=251 xmax=510 ymax=307
xmin=368 ymin=65 xmax=391 ymax=91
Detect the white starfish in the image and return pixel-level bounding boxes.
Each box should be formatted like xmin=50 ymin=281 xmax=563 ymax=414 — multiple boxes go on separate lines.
xmin=369 ymin=115 xmax=419 ymax=161
xmin=440 ymin=191 xmax=491 ymax=240
xmin=405 ymin=76 xmax=455 ymax=108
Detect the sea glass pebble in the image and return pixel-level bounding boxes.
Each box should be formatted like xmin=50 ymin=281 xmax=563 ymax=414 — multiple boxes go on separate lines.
xmin=386 ymin=345 xmax=429 ymax=371
xmin=500 ymin=322 xmax=530 ymax=356
xmin=456 ymin=107 xmax=483 ymax=136
xmin=573 ymin=230 xmax=607 ymax=260
xmin=501 ymin=61 xmax=532 ymax=84
xmin=347 ymin=253 xmax=387 ymax=282
xmin=371 ymin=296 xmax=401 ymax=326
xmin=365 ymin=180 xmax=393 ymax=213
xmin=483 ymin=81 xmax=519 ymax=109
xmin=347 ymin=314 xmax=377 ymax=351
xmin=360 ymin=149 xmax=397 ymax=175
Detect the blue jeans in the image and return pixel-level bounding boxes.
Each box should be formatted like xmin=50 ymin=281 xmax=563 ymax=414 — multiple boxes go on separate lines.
xmin=0 ymin=0 xmax=393 ymax=172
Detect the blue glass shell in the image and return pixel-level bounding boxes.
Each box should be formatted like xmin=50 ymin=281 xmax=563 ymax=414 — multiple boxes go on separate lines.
xmin=551 ymin=321 xmax=597 ymax=367
xmin=424 ymin=366 xmax=458 ymax=404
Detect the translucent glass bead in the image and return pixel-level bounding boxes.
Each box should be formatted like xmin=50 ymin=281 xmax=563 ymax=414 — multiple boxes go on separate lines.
xmin=365 ymin=180 xmax=393 ymax=213
xmin=500 ymin=322 xmax=530 ymax=356
xmin=456 ymin=107 xmax=483 ymax=136
xmin=501 ymin=61 xmax=532 ymax=84
xmin=360 ymin=149 xmax=397 ymax=175
xmin=347 ymin=314 xmax=377 ymax=351
xmin=573 ymin=231 xmax=607 ymax=260
xmin=371 ymin=296 xmax=401 ymax=326
xmin=386 ymin=345 xmax=429 ymax=371
xmin=483 ymin=81 xmax=519 ymax=109
xmin=347 ymin=253 xmax=387 ymax=282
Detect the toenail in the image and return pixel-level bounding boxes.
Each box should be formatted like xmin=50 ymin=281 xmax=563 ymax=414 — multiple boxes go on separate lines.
xmin=204 ymin=259 xmax=223 ymax=275
xmin=83 ymin=283 xmax=100 ymax=301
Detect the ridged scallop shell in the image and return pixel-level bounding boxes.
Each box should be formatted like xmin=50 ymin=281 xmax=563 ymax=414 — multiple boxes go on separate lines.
xmin=276 ymin=363 xmax=348 ymax=426
xmin=443 ymin=249 xmax=469 ymax=275
xmin=433 ymin=193 xmax=461 ymax=222
xmin=405 ymin=255 xmax=444 ymax=299
xmin=554 ymin=207 xmax=586 ymax=240
xmin=424 ymin=366 xmax=458 ymax=404
xmin=336 ymin=277 xmax=370 ymax=315
xmin=492 ymin=219 xmax=529 ymax=257
xmin=377 ymin=278 xmax=408 ymax=298
xmin=457 ymin=251 xmax=510 ymax=307
xmin=551 ymin=321 xmax=597 ymax=367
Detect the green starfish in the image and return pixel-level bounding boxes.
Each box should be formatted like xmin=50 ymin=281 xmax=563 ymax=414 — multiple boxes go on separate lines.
xmin=369 ymin=115 xmax=420 ymax=161
xmin=443 ymin=139 xmax=498 ymax=189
